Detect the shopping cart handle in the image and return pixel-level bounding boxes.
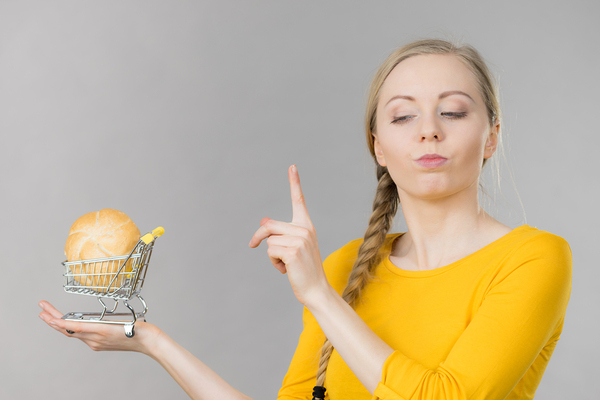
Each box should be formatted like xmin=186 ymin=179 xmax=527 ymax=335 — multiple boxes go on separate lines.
xmin=152 ymin=227 xmax=165 ymax=237
xmin=141 ymin=226 xmax=165 ymax=244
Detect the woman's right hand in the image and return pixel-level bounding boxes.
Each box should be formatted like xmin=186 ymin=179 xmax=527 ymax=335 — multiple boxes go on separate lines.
xmin=38 ymin=300 xmax=162 ymax=356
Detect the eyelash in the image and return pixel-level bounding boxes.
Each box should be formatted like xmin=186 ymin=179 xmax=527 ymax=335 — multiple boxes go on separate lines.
xmin=391 ymin=112 xmax=467 ymax=125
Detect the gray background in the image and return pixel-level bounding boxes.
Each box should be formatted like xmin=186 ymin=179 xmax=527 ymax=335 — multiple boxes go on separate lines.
xmin=1 ymin=0 xmax=598 ymax=398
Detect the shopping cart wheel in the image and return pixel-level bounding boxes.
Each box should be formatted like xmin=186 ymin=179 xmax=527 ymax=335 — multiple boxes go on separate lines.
xmin=124 ymin=324 xmax=135 ymax=338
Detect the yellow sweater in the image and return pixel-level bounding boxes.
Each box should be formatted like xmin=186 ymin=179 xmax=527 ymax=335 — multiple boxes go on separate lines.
xmin=277 ymin=225 xmax=572 ymax=400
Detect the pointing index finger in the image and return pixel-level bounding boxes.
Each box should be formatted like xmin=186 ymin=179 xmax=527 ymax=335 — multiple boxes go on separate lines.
xmin=289 ymin=165 xmax=311 ymax=226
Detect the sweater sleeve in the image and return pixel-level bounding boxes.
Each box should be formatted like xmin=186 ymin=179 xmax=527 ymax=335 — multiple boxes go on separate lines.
xmin=277 ymin=305 xmax=325 ymax=400
xmin=278 ymin=240 xmax=362 ymax=400
xmin=372 ymin=233 xmax=572 ymax=400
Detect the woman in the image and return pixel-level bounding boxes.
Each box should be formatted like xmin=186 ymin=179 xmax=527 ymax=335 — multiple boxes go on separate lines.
xmin=39 ymin=39 xmax=572 ymax=399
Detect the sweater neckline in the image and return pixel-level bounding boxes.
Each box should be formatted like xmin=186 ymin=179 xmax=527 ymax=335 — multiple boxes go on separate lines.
xmin=382 ymin=224 xmax=531 ymax=278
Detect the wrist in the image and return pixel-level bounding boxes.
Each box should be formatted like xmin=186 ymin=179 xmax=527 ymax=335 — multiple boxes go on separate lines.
xmin=136 ymin=322 xmax=166 ymax=359
xmin=303 ymin=282 xmax=340 ymax=315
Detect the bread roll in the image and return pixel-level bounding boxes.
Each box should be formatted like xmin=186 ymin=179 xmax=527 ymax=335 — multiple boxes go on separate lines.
xmin=65 ymin=209 xmax=141 ymax=291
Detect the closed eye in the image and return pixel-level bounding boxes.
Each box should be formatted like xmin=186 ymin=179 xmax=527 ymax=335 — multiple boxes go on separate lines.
xmin=391 ymin=115 xmax=414 ymax=125
xmin=392 ymin=112 xmax=467 ymax=125
xmin=441 ymin=112 xmax=467 ymax=119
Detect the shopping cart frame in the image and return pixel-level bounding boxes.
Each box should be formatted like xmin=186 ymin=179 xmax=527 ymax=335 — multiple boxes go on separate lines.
xmin=61 ymin=227 xmax=164 ymax=337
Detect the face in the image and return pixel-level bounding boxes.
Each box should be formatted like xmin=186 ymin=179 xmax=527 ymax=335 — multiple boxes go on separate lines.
xmin=373 ymin=54 xmax=499 ymax=201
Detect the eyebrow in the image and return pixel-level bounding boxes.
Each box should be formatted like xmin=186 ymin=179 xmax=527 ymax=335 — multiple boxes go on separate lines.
xmin=384 ymin=90 xmax=475 ymax=107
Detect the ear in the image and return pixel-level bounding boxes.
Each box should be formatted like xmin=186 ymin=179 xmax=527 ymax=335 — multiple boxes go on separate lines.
xmin=373 ymin=136 xmax=387 ymax=167
xmin=483 ymin=120 xmax=500 ymax=159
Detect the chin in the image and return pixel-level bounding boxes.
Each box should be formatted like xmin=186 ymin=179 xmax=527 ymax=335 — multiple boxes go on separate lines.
xmin=400 ymin=179 xmax=474 ymax=201
xmin=416 ymin=177 xmax=452 ymax=196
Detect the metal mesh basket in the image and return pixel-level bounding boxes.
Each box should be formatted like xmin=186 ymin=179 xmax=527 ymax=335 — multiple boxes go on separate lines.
xmin=61 ymin=227 xmax=164 ymax=337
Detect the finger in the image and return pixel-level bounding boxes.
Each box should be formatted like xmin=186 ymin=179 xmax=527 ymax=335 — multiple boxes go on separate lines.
xmin=288 ymin=165 xmax=312 ymax=227
xmin=260 ymin=217 xmax=271 ymax=226
xmin=270 ymin=258 xmax=287 ymax=274
xmin=266 ymin=234 xmax=306 ymax=248
xmin=39 ymin=313 xmax=84 ymax=336
xmin=248 ymin=218 xmax=272 ymax=247
xmin=45 ymin=316 xmax=109 ymax=338
xmin=39 ymin=300 xmax=66 ymax=319
xmin=266 ymin=245 xmax=288 ymax=274
xmin=249 ymin=219 xmax=308 ymax=248
xmin=38 ymin=302 xmax=99 ymax=337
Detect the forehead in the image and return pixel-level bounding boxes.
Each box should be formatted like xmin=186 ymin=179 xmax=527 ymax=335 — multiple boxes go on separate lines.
xmin=379 ymin=54 xmax=480 ymax=103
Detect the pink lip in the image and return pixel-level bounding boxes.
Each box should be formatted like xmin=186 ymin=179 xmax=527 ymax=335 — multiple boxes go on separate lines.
xmin=415 ymin=153 xmax=448 ymax=168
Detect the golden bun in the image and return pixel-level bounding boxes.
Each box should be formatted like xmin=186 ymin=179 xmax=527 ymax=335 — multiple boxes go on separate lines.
xmin=65 ymin=209 xmax=141 ymax=291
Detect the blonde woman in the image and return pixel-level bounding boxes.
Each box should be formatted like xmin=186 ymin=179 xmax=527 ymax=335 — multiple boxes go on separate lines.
xmin=39 ymin=39 xmax=572 ymax=400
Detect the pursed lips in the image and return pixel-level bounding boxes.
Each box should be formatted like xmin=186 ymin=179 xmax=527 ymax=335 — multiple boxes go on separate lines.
xmin=415 ymin=153 xmax=448 ymax=168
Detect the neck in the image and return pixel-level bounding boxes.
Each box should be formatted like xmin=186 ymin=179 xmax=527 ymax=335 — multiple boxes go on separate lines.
xmin=394 ymin=182 xmax=501 ymax=270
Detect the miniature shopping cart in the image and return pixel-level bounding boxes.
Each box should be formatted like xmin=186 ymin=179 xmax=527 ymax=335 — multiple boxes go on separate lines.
xmin=61 ymin=227 xmax=164 ymax=337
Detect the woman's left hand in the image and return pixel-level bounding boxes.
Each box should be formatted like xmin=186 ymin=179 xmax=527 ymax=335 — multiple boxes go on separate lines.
xmin=249 ymin=165 xmax=330 ymax=306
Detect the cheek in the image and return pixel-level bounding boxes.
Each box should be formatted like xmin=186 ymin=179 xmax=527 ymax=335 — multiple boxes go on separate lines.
xmin=473 ymin=132 xmax=489 ymax=160
xmin=378 ymin=136 xmax=412 ymax=168
xmin=377 ymin=124 xmax=411 ymax=151
xmin=453 ymin=134 xmax=487 ymax=180
xmin=451 ymin=120 xmax=488 ymax=157
xmin=466 ymin=138 xmax=486 ymax=159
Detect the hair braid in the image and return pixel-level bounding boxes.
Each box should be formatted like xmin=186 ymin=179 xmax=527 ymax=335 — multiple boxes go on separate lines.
xmin=314 ymin=165 xmax=399 ymax=390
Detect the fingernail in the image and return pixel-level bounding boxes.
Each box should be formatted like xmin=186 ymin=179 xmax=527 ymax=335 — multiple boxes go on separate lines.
xmin=49 ymin=320 xmax=57 ymax=327
xmin=291 ymin=165 xmax=296 ymax=173
xmin=38 ymin=302 xmax=44 ymax=309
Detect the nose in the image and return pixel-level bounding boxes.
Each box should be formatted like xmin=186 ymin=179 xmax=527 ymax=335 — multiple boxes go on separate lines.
xmin=419 ymin=113 xmax=444 ymax=142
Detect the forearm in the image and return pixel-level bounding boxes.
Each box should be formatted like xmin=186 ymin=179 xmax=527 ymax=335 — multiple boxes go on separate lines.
xmin=145 ymin=329 xmax=253 ymax=400
xmin=305 ymin=286 xmax=394 ymax=394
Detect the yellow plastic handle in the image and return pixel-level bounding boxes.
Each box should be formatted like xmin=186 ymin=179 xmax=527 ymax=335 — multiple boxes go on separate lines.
xmin=152 ymin=226 xmax=165 ymax=237
xmin=141 ymin=226 xmax=165 ymax=244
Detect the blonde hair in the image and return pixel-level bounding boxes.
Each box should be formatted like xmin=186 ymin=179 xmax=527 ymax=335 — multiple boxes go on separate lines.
xmin=314 ymin=38 xmax=502 ymax=392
